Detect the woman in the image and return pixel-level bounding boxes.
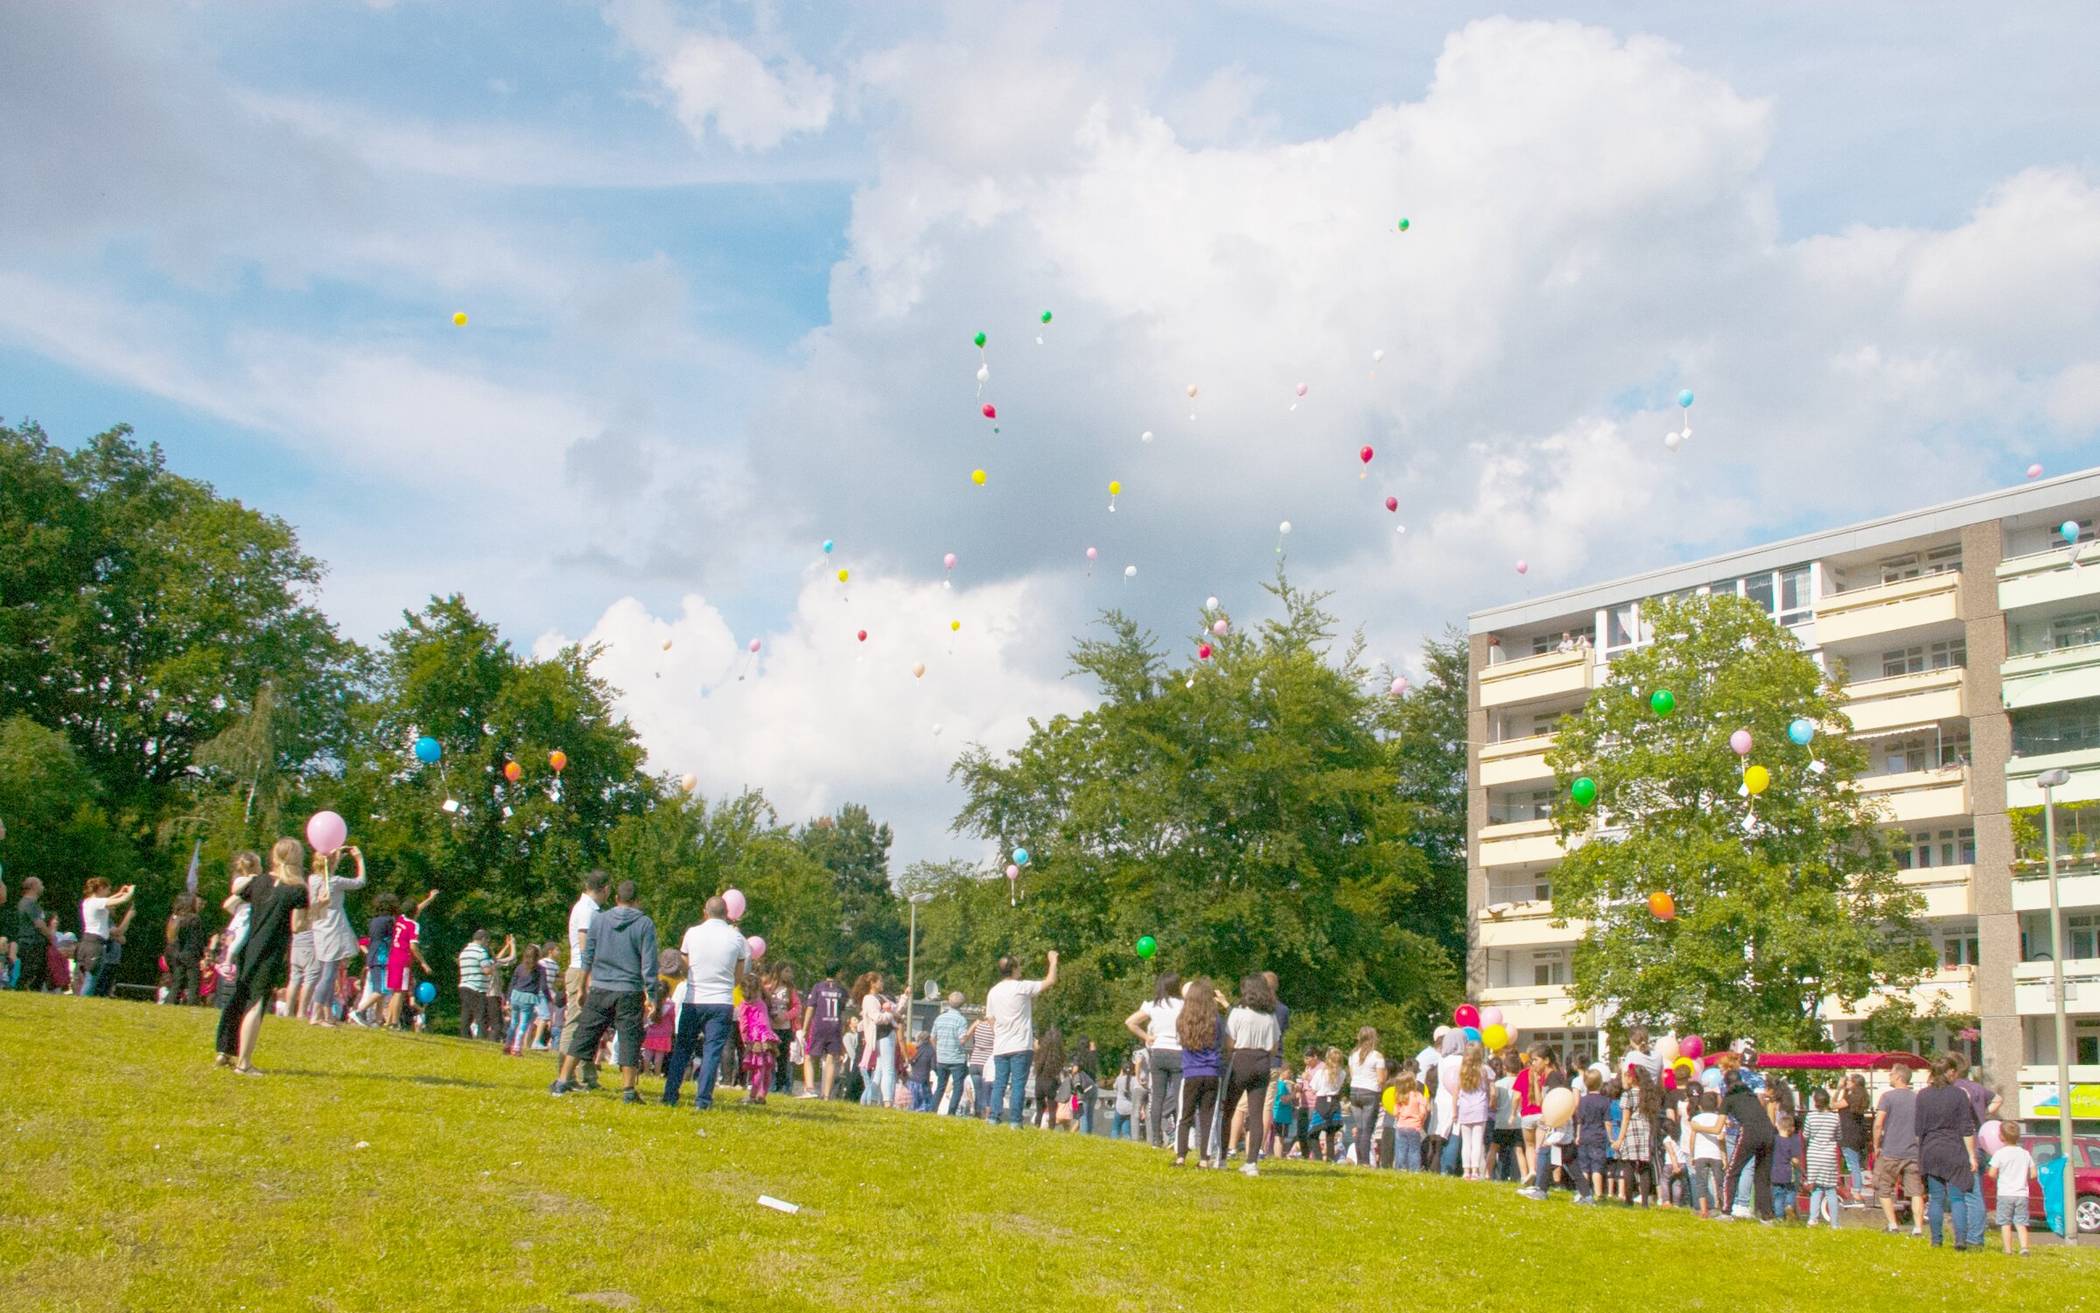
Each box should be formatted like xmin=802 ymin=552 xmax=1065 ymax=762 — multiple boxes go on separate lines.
xmin=1833 ymin=1074 xmax=1871 ymax=1204
xmin=1915 ymin=1060 xmax=1981 ymax=1249
xmin=213 ymin=838 xmax=311 ymax=1073
xmin=76 ymin=878 xmax=136 ymax=997
xmin=1222 ymin=974 xmax=1280 ymax=1175
xmin=303 ymin=844 xmax=368 ymax=1024
xmin=964 ymin=1009 xmax=996 ymax=1118
xmin=163 ymin=893 xmax=207 ymax=1005
xmin=1033 ymin=1026 xmax=1068 ymax=1130
xmin=854 ymin=973 xmax=899 ymax=1109
xmin=766 ymin=964 xmax=798 ymax=1094
xmin=1123 ymin=972 xmax=1183 ymax=1150
xmin=1346 ymin=1026 xmax=1386 ymax=1166
xmin=1173 ymin=979 xmax=1223 ymax=1168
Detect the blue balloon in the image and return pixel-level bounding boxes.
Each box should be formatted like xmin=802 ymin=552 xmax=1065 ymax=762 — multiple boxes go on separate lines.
xmin=1700 ymin=1067 xmax=1724 ymax=1090
xmin=1787 ymin=717 xmax=1815 ymax=746
xmin=1677 ymin=389 xmax=1694 ymax=408
xmin=414 ymin=735 xmax=442 ymax=764
xmin=415 ymin=981 xmax=436 ymax=1005
xmin=1012 ymin=847 xmax=1030 ymax=866
xmin=1462 ymin=1025 xmax=1482 ymax=1044
xmin=2062 ymin=521 xmax=2080 ymax=545
xmin=822 ymin=538 xmax=835 ymax=553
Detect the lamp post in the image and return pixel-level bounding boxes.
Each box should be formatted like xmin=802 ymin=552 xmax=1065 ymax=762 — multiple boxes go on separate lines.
xmin=903 ymin=891 xmax=935 ymax=1039
xmin=2037 ymin=766 xmax=2079 ymax=1243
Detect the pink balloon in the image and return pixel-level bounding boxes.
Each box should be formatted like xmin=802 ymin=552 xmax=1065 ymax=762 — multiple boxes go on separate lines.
xmin=1197 ymin=643 xmax=1213 ymax=660
xmin=981 ymin=403 xmax=996 ymax=420
xmin=305 ymin=809 xmax=348 ymax=856
xmin=1390 ymin=677 xmax=1408 ymax=695
xmin=1295 ymin=382 xmax=1308 ymax=397
xmin=1384 ymin=496 xmax=1398 ymax=512
xmin=1515 ymin=559 xmax=1529 ymax=575
xmin=748 ymin=638 xmax=762 ymax=654
xmin=943 ymin=553 xmax=957 ymax=570
xmin=1085 ymin=546 xmax=1098 ymax=560
xmin=1212 ymin=619 xmax=1228 ymax=636
xmin=723 ymin=888 xmax=747 ymax=922
xmin=1005 ymin=863 xmax=1020 ymax=879
xmin=2028 ymin=464 xmax=2044 ymax=480
xmin=1730 ymin=728 xmax=1752 ymax=756
xmin=1977 ymin=1118 xmax=2005 ymax=1155
xmin=1479 ymin=1006 xmax=1504 ymax=1027
xmin=746 ymin=935 xmax=767 ymax=962
xmin=1680 ymin=1034 xmax=1704 ymax=1060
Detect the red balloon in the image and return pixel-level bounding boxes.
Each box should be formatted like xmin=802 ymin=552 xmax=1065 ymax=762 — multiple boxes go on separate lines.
xmin=502 ymin=761 xmax=522 ymax=783
xmin=1454 ymin=1003 xmax=1480 ymax=1029
xmin=856 ymin=630 xmax=868 ymax=642
xmin=981 ymin=403 xmax=996 ymax=419
xmin=1197 ymin=643 xmax=1213 ymax=660
xmin=1662 ymin=1069 xmax=1678 ymax=1091
xmin=1359 ymin=445 xmax=1375 ymax=464
xmin=1384 ymin=496 xmax=1399 ymax=512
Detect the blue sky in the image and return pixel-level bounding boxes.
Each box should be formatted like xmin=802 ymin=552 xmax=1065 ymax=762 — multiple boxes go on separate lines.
xmin=6 ymin=1 xmax=2100 ymax=864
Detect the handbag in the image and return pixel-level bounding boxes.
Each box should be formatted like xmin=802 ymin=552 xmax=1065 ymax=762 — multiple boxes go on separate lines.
xmin=788 ymin=1035 xmax=806 ymax=1066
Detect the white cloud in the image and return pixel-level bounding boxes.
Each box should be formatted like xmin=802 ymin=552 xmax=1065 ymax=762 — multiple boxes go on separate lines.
xmin=602 ymin=0 xmax=835 ymax=151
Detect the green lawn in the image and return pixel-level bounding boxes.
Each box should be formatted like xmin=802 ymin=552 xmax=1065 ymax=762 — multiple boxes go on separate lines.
xmin=0 ymin=995 xmax=2088 ymax=1312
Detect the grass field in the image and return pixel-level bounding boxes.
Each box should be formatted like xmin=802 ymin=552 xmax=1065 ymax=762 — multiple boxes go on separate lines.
xmin=0 ymin=995 xmax=2089 ymax=1312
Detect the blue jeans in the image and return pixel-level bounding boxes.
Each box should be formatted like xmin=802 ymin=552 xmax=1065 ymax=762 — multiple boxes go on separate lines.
xmin=506 ymin=989 xmax=540 ymax=1049
xmin=907 ymin=1079 xmax=931 ymax=1111
xmin=860 ymin=1035 xmax=897 ymax=1108
xmin=1842 ymin=1146 xmax=1866 ymax=1195
xmin=1958 ymin=1177 xmax=1986 ymax=1246
xmin=990 ymin=1052 xmax=1029 ymax=1126
xmin=935 ymin=1062 xmax=968 ymax=1114
xmin=1113 ymin=1113 xmax=1132 ymax=1139
xmin=1810 ymin=1186 xmax=1839 ymax=1224
xmin=1391 ymin=1128 xmax=1423 ymax=1171
xmin=1927 ymin=1174 xmax=1973 ymax=1247
xmin=971 ymin=1070 xmax=989 ymax=1118
xmin=662 ymin=1002 xmax=733 ymax=1108
xmin=1441 ymin=1129 xmax=1463 ymax=1175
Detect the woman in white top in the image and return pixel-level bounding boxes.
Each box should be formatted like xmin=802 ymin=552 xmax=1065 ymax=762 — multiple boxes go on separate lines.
xmin=77 ymin=878 xmax=136 ymax=997
xmin=1222 ymin=974 xmax=1281 ymax=1175
xmin=1346 ymin=1027 xmax=1386 ymax=1166
xmin=1123 ymin=973 xmax=1184 ymax=1150
xmin=302 ymin=845 xmax=368 ymax=1024
xmin=854 ymin=972 xmax=899 ymax=1109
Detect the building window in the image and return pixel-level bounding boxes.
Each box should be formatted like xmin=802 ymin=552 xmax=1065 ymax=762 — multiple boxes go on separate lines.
xmin=1878 ymin=545 xmax=1961 ymax=583
xmin=1490 ymin=789 xmax=1556 ymax=825
xmin=1878 ymin=728 xmax=1967 ymax=774
xmin=2055 ymin=611 xmax=2100 ymax=651
xmin=1605 ymin=602 xmax=1638 ymax=652
xmin=1939 ymin=921 xmax=1980 ymax=967
xmin=2080 ymin=1032 xmax=2100 ymax=1066
xmin=1880 ymin=639 xmax=1965 ymax=678
xmin=1532 ymin=950 xmax=1569 ymax=987
xmin=1894 ymin=827 xmax=1976 ymax=868
xmin=1779 ymin=567 xmax=1812 ymax=627
xmin=2071 ymin=913 xmax=2100 ymax=962
xmin=2012 ymin=699 xmax=2100 ymax=756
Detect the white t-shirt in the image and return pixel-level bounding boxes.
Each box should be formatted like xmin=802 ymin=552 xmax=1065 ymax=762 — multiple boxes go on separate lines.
xmin=985 ymin=978 xmax=1046 ymax=1056
xmin=1307 ymin=1063 xmax=1341 ymax=1098
xmin=676 ymin=919 xmax=747 ymax=1006
xmin=1432 ymin=1087 xmax=1455 ymax=1136
xmin=1140 ymin=998 xmax=1183 ymax=1051
xmin=1225 ymin=1007 xmax=1279 ymax=1054
xmin=1415 ymin=1045 xmax=1440 ymax=1079
xmin=567 ymin=893 xmax=601 ymax=964
xmin=1348 ymin=1049 xmax=1386 ymax=1092
xmin=1690 ymin=1111 xmax=1727 ymax=1162
xmin=82 ymin=896 xmax=113 ymax=938
xmin=1988 ymin=1144 xmax=2035 ymax=1198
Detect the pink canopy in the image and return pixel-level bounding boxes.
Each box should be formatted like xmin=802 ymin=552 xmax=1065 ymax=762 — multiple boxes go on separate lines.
xmin=1751 ymin=1052 xmax=1932 ymax=1072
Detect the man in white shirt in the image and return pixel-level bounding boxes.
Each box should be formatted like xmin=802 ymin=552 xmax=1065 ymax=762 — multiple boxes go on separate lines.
xmin=562 ymin=871 xmax=610 ymax=1087
xmin=984 ymin=950 xmax=1057 ymax=1127
xmin=663 ymin=894 xmax=748 ymax=1110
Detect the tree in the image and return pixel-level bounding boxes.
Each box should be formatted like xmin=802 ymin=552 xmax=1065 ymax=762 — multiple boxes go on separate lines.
xmin=949 ymin=573 xmax=1459 ymax=1060
xmin=796 ymin=803 xmax=903 ymax=976
xmin=0 ymin=716 xmax=133 ymax=905
xmin=1382 ymin=627 xmax=1470 ymax=963
xmin=1544 ymin=593 xmax=1934 ymax=1049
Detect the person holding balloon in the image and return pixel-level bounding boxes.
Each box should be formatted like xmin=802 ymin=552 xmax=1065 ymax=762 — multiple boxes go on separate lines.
xmin=212 ymin=837 xmax=312 ymax=1074
xmin=302 ymin=843 xmax=368 ymax=1026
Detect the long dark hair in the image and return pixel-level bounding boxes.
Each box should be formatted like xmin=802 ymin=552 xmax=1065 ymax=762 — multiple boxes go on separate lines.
xmin=1034 ymin=1026 xmax=1066 ymax=1082
xmin=1152 ymin=972 xmax=1182 ymax=1005
xmin=1177 ymin=978 xmax=1219 ymax=1051
xmin=1237 ymin=973 xmax=1276 ymax=1012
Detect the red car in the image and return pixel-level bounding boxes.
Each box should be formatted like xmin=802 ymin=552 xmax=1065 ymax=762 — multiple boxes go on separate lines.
xmin=1981 ymin=1128 xmax=2100 ymax=1235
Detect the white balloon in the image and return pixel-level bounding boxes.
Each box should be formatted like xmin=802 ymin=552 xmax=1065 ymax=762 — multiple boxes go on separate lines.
xmin=1371 ymin=348 xmax=1386 ymax=363
xmin=1664 ymin=431 xmax=1683 ymax=450
xmin=931 ymin=724 xmax=944 ymax=737
xmin=1205 ymin=596 xmax=1219 ymax=610
xmin=976 ymin=364 xmax=989 ymax=382
xmin=1278 ymin=520 xmax=1292 ymax=535
xmin=1124 ymin=565 xmax=1137 ymax=579
xmin=1140 ymin=430 xmax=1154 ymax=444
xmin=1395 ymin=524 xmax=1407 ymax=535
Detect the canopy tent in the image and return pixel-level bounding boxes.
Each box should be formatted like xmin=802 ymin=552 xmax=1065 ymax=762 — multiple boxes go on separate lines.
xmin=1750 ymin=1051 xmax=1932 ymax=1072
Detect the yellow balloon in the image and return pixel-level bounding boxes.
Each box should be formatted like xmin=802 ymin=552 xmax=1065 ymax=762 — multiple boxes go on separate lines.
xmin=451 ymin=311 xmax=468 ymax=326
xmin=971 ymin=468 xmax=987 ymax=486
xmin=950 ymin=620 xmax=961 ymax=632
xmin=837 ymin=568 xmax=849 ymax=583
xmin=1108 ymin=480 xmax=1121 ymax=495
xmin=1482 ymin=1022 xmax=1510 ymax=1050
xmin=1745 ymin=764 xmax=1770 ymax=795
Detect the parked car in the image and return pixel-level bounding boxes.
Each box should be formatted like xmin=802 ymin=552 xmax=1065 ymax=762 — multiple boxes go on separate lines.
xmin=1981 ymin=1128 xmax=2100 ymax=1235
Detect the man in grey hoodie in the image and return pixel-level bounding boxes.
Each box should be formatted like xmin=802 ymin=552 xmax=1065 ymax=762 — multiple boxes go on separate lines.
xmin=550 ymin=880 xmax=660 ymax=1103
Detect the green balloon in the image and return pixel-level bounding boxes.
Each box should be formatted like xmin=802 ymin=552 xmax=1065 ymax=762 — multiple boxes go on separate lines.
xmin=1650 ymin=689 xmax=1676 ymax=716
xmin=1397 ymin=217 xmax=1410 ymax=232
xmin=973 ymin=331 xmax=987 ymax=348
xmin=1570 ymin=776 xmax=1598 ymax=807
xmin=1136 ymin=935 xmax=1157 ymax=959
xmin=1041 ymin=310 xmax=1053 ymax=324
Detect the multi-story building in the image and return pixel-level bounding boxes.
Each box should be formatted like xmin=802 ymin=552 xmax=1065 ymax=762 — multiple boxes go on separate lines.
xmin=1465 ymin=470 xmax=2100 ymax=1117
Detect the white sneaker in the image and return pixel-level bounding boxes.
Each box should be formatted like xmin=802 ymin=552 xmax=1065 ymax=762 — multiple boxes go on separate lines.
xmin=1240 ymin=1162 xmax=1259 ymax=1178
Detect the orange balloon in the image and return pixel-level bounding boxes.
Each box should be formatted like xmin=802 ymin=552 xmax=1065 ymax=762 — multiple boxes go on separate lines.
xmin=1648 ymin=891 xmax=1676 ymax=921
xmin=503 ymin=761 xmax=523 ymax=783
xmin=548 ymin=750 xmax=568 ymax=774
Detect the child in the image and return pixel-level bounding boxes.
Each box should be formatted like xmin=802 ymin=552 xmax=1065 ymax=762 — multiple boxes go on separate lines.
xmin=1801 ymin=1088 xmax=1842 ymax=1227
xmin=1574 ymin=1068 xmax=1611 ymax=1202
xmin=1456 ymin=1045 xmax=1492 ymax=1180
xmin=907 ymin=1030 xmax=935 ymax=1111
xmin=1771 ymin=1112 xmax=1803 ymax=1221
xmin=504 ymin=943 xmax=544 ymax=1055
xmin=1387 ymin=1069 xmax=1427 ymax=1171
xmin=1616 ymin=1065 xmax=1660 ymax=1207
xmin=1114 ymin=1061 xmax=1139 ymax=1140
xmin=1308 ymin=1045 xmax=1345 ymax=1165
xmin=737 ymin=972 xmax=780 ymax=1104
xmin=1985 ymin=1122 xmax=2034 ymax=1256
xmin=1172 ymin=980 xmax=1223 ymax=1168
xmin=1688 ymin=1090 xmax=1728 ymax=1219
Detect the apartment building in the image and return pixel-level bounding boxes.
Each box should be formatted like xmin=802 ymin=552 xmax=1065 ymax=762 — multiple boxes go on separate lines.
xmin=1465 ymin=470 xmax=2100 ymax=1117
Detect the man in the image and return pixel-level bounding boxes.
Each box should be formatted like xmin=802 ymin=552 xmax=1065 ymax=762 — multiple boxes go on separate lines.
xmin=562 ymin=871 xmax=611 ymax=1087
xmin=985 ymin=950 xmax=1058 ymax=1127
xmin=1720 ymin=1070 xmax=1777 ymax=1223
xmin=1874 ymin=1062 xmax=1928 ymax=1237
xmin=457 ymin=930 xmax=497 ymax=1040
xmin=550 ymin=881 xmax=660 ymax=1103
xmin=662 ymin=895 xmax=747 ymax=1110
xmin=1947 ymin=1056 xmax=2001 ymax=1248
xmin=930 ymin=991 xmax=971 ymax=1115
xmin=801 ymin=966 xmax=847 ymax=1099
xmin=14 ymin=877 xmax=55 ymax=992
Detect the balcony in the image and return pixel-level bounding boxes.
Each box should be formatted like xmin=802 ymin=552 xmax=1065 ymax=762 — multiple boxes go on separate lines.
xmin=1841 ymin=667 xmax=1966 ymax=736
xmin=2011 ymin=859 xmax=2100 ymax=913
xmin=1476 ymin=900 xmax=1587 ymax=949
xmin=1857 ymin=766 xmax=1970 ymax=824
xmin=2006 ymin=746 xmax=2100 ymax=809
xmin=1823 ymin=966 xmax=1975 ymax=1023
xmin=1479 ymin=733 xmax=1555 ymax=788
xmin=1898 ymin=863 xmax=1975 ymax=919
xmin=1476 ymin=818 xmax=1564 ymax=869
xmin=2015 ymin=1066 xmax=2100 ymax=1119
xmin=1478 ymin=648 xmax=1593 ymax=711
xmin=2004 ymin=640 xmax=2100 ymax=712
xmin=1814 ymin=571 xmax=1963 ymax=647
xmin=1998 ymin=547 xmax=2100 ymax=613
xmin=1477 ymin=982 xmax=1597 ymax=1034
xmin=2013 ymin=958 xmax=2100 ymax=1016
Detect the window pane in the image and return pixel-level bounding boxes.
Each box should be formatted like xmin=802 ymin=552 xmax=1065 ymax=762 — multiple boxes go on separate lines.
xmin=1744 ymin=573 xmax=1775 ymax=616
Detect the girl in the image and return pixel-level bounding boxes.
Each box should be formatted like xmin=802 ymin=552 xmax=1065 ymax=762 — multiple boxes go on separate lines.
xmin=1221 ymin=974 xmax=1280 ymax=1176
xmin=1802 ymin=1088 xmax=1842 ymax=1227
xmin=1386 ymin=1069 xmax=1428 ymax=1171
xmin=1688 ymin=1090 xmax=1728 ymax=1217
xmin=1308 ymin=1045 xmax=1346 ymax=1164
xmin=504 ymin=943 xmax=544 ymax=1055
xmin=1123 ymin=973 xmax=1184 ymax=1152
xmin=854 ymin=973 xmax=899 ymax=1110
xmin=1172 ymin=979 xmax=1222 ymax=1168
xmin=212 ymin=839 xmax=310 ymax=1073
xmin=644 ymin=949 xmax=684 ymax=1076
xmin=1345 ymin=1027 xmax=1385 ymax=1167
xmin=163 ymin=893 xmax=207 ymax=1006
xmin=1113 ymin=1061 xmax=1138 ymax=1140
xmin=77 ymin=877 xmax=136 ymax=997
xmin=1267 ymin=1063 xmax=1296 ymax=1157
xmin=303 ymin=844 xmax=367 ymax=1025
xmin=766 ymin=965 xmax=798 ymax=1095
xmin=383 ymin=891 xmax=435 ymax=1029
xmin=1456 ymin=1044 xmax=1491 ymax=1180
xmin=1615 ymin=1064 xmax=1659 ymax=1206
xmin=1833 ymin=1074 xmax=1871 ymax=1205
xmin=354 ymin=890 xmax=398 ymax=1022
xmin=739 ymin=967 xmax=781 ymax=1104
xmin=1033 ymin=1027 xmax=1068 ymax=1130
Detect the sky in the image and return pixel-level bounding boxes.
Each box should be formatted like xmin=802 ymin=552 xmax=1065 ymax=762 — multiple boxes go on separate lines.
xmin=6 ymin=1 xmax=2100 ymax=869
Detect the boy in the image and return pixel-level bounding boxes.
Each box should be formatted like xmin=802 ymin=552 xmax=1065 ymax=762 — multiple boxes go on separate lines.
xmin=1985 ymin=1123 xmax=2034 ymax=1256
xmin=1689 ymin=1090 xmax=1728 ymax=1219
xmin=1772 ymin=1113 xmax=1803 ymax=1220
xmin=907 ymin=1031 xmax=935 ymax=1111
xmin=1573 ymin=1068 xmax=1611 ymax=1203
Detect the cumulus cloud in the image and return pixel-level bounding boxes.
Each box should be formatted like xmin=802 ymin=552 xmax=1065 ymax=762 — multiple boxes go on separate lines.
xmin=602 ymin=0 xmax=835 ymax=151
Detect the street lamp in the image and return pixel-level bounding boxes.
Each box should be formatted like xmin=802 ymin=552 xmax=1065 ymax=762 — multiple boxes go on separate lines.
xmin=904 ymin=891 xmax=936 ymax=1038
xmin=2037 ymin=765 xmax=2079 ymax=1244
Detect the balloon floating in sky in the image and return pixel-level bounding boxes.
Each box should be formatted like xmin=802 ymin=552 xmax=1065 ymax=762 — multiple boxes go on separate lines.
xmin=1385 ymin=496 xmax=1399 ymax=512
xmin=856 ymin=629 xmax=868 ymax=642
xmin=976 ymin=363 xmax=989 ymax=384
xmin=1730 ymin=728 xmax=1753 ymax=756
xmin=2061 ymin=520 xmax=2080 ymax=544
xmin=1358 ymin=445 xmax=1374 ymax=477
xmin=1744 ymin=764 xmax=1771 ymax=795
xmin=1135 ymin=935 xmax=1157 ymax=959
xmin=1040 ymin=310 xmax=1053 ymax=324
xmin=950 ymin=620 xmax=961 ymax=633
xmin=973 ymin=331 xmax=986 ymax=348
xmin=1140 ymin=429 xmax=1154 ymax=444
xmin=1396 ymin=217 xmax=1410 ymax=232
xmin=747 ymin=638 xmax=762 ymax=654
xmin=1650 ymin=688 xmax=1676 ymax=715
xmin=548 ymin=750 xmax=567 ymax=774
xmin=1108 ymin=479 xmax=1121 ymax=510
xmin=1515 ymin=559 xmax=1529 ymax=575
xmin=943 ymin=552 xmax=957 ymax=571
xmin=1390 ymin=677 xmax=1408 ymax=695
xmin=1371 ymin=348 xmax=1385 ymax=364
xmin=2028 ymin=463 xmax=2044 ymax=480
xmin=1086 ymin=546 xmax=1099 ymax=561
xmin=822 ymin=539 xmax=834 ymax=554
xmin=1788 ymin=717 xmax=1816 ymax=746
xmin=679 ymin=773 xmax=697 ymax=793
xmin=1205 ymin=596 xmax=1219 ymax=610
xmin=1279 ymin=520 xmax=1292 ymax=536
xmin=837 ymin=568 xmax=850 ymax=583
xmin=1569 ymin=776 xmax=1598 ymax=807
xmin=1678 ymin=389 xmax=1695 ymax=408
xmin=1296 ymin=382 xmax=1308 ymax=398
xmin=661 ymin=639 xmax=674 ymax=651
xmin=1186 ymin=384 xmax=1198 ymax=398
xmin=971 ymin=468 xmax=987 ymax=486
xmin=1664 ymin=431 xmax=1684 ymax=451
xmin=1012 ymin=847 xmax=1031 ymax=866
xmin=414 ymin=736 xmax=442 ymax=764
xmin=503 ymin=761 xmax=523 ymax=783
xmin=982 ymin=403 xmax=996 ymax=420
xmin=1124 ymin=564 xmax=1137 ymax=579
xmin=1648 ymin=891 xmax=1676 ymax=921
xmin=912 ymin=662 xmax=926 ymax=679
xmin=451 ymin=311 xmax=468 ymax=327
xmin=1197 ymin=643 xmax=1212 ymax=661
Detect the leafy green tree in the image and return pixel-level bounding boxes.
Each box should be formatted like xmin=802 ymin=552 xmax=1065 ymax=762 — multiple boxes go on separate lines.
xmin=949 ymin=573 xmax=1458 ymax=1060
xmin=0 ymin=716 xmax=134 ymax=909
xmin=1382 ymin=628 xmax=1470 ymax=963
xmin=1544 ymin=593 xmax=1933 ymax=1049
xmin=796 ymin=803 xmax=903 ymax=975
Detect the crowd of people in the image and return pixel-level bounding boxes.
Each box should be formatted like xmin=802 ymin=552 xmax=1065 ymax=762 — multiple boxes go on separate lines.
xmin=5 ymin=852 xmax=2046 ymax=1257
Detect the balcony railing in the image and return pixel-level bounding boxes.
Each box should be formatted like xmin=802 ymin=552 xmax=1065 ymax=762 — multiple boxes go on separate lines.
xmin=1815 ymin=571 xmax=1963 ymax=646
xmin=1478 ymin=647 xmax=1594 ymax=710
xmin=1840 ymin=666 xmax=1966 ymax=736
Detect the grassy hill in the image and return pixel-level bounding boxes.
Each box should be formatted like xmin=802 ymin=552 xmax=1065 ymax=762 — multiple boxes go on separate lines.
xmin=0 ymin=995 xmax=2088 ymax=1312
